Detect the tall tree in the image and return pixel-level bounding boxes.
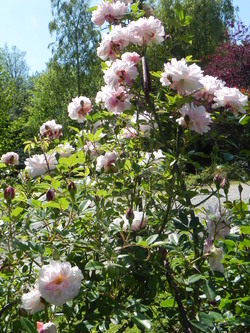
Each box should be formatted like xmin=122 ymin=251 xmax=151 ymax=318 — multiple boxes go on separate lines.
xmin=49 ymin=0 xmax=102 ymax=97
xmin=151 ymin=0 xmax=235 ymax=60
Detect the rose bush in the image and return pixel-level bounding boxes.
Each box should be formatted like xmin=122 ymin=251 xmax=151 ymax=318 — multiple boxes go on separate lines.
xmin=0 ymin=1 xmax=249 ymax=332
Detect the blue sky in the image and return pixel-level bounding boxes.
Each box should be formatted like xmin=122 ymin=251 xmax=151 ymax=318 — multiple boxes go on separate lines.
xmin=0 ymin=0 xmax=248 ymax=74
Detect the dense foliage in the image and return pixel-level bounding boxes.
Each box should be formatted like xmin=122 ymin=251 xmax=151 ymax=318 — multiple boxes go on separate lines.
xmin=0 ymin=1 xmax=249 ymax=333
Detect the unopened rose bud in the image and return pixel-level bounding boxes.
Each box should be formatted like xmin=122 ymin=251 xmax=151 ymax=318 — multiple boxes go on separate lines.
xmin=238 ymin=183 xmax=243 ymax=194
xmin=4 ymin=186 xmax=15 ymax=201
xmin=68 ymin=181 xmax=77 ymax=197
xmin=46 ymin=189 xmax=55 ymax=201
xmin=126 ymin=208 xmax=134 ymax=220
xmin=213 ymin=173 xmax=222 ymax=190
xmin=220 ymin=177 xmax=230 ymax=195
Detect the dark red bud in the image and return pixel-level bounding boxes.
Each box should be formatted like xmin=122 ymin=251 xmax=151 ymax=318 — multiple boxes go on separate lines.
xmin=4 ymin=186 xmax=15 ymax=201
xmin=46 ymin=189 xmax=55 ymax=201
xmin=68 ymin=181 xmax=77 ymax=196
xmin=126 ymin=208 xmax=134 ymax=220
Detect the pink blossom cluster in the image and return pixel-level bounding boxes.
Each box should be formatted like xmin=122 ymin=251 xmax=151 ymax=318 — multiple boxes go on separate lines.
xmin=21 ymin=261 xmax=83 ymax=314
xmin=92 ymin=1 xmax=129 ymax=26
xmin=160 ymin=58 xmax=248 ymax=134
xmin=97 ymin=16 xmax=165 ymax=61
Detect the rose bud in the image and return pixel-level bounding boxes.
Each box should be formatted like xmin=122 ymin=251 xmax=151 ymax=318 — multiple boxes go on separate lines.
xmin=4 ymin=186 xmax=15 ymax=202
xmin=126 ymin=208 xmax=134 ymax=220
xmin=238 ymin=183 xmax=243 ymax=194
xmin=46 ymin=189 xmax=55 ymax=201
xmin=213 ymin=173 xmax=222 ymax=190
xmin=220 ymin=177 xmax=230 ymax=195
xmin=68 ymin=181 xmax=77 ymax=197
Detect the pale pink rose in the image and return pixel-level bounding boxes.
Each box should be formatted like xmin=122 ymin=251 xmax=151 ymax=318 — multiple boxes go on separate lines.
xmin=143 ymin=149 xmax=165 ymax=165
xmin=161 ymin=58 xmax=204 ymax=94
xmin=68 ymin=96 xmax=92 ymax=123
xmin=92 ymin=1 xmax=127 ymax=26
xmin=24 ymin=153 xmax=58 ymax=178
xmin=208 ymin=246 xmax=224 ymax=273
xmin=111 ymin=0 xmax=132 ymax=3
xmin=212 ymin=87 xmax=248 ymax=117
xmin=96 ymin=85 xmax=131 ymax=113
xmin=194 ymin=75 xmax=225 ymax=101
xmin=84 ymin=141 xmax=101 ymax=157
xmin=40 ymin=120 xmax=62 ymax=139
xmin=176 ymin=103 xmax=212 ymax=135
xmin=128 ymin=16 xmax=165 ymax=46
xmin=21 ymin=286 xmax=45 ymax=314
xmin=96 ymin=151 xmax=118 ymax=172
xmin=121 ymin=52 xmax=141 ymax=65
xmin=110 ymin=211 xmax=146 ymax=231
xmin=131 ymin=111 xmax=157 ymax=137
xmin=120 ymin=127 xmax=137 ymax=139
xmin=104 ymin=59 xmax=139 ymax=87
xmin=57 ymin=143 xmax=75 ymax=157
xmin=37 ymin=322 xmax=57 ymax=333
xmin=1 ymin=152 xmax=19 ymax=166
xmin=206 ymin=204 xmax=230 ymax=240
xmin=38 ymin=261 xmax=83 ymax=306
xmin=97 ymin=25 xmax=130 ymax=61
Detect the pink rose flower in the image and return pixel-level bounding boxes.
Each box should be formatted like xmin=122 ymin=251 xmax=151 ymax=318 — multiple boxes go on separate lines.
xmin=161 ymin=58 xmax=204 ymax=94
xmin=68 ymin=96 xmax=92 ymax=123
xmin=40 ymin=120 xmax=62 ymax=139
xmin=1 ymin=152 xmax=19 ymax=166
xmin=38 ymin=261 xmax=83 ymax=306
xmin=176 ymin=103 xmax=212 ymax=135
xmin=37 ymin=322 xmax=57 ymax=333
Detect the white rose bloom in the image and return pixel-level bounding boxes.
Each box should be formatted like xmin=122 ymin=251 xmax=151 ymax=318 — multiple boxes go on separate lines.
xmin=37 ymin=321 xmax=57 ymax=333
xmin=1 ymin=152 xmax=19 ymax=166
xmin=176 ymin=103 xmax=212 ymax=135
xmin=57 ymin=143 xmax=75 ymax=158
xmin=96 ymin=151 xmax=118 ymax=172
xmin=110 ymin=211 xmax=146 ymax=232
xmin=40 ymin=120 xmax=62 ymax=139
xmin=206 ymin=204 xmax=230 ymax=240
xmin=212 ymin=86 xmax=248 ymax=117
xmin=194 ymin=75 xmax=225 ymax=101
xmin=24 ymin=153 xmax=58 ymax=178
xmin=68 ymin=96 xmax=92 ymax=123
xmin=38 ymin=261 xmax=83 ymax=306
xmin=92 ymin=1 xmax=127 ymax=26
xmin=128 ymin=16 xmax=165 ymax=46
xmin=161 ymin=58 xmax=204 ymax=94
xmin=21 ymin=286 xmax=45 ymax=314
xmin=208 ymin=246 xmax=224 ymax=273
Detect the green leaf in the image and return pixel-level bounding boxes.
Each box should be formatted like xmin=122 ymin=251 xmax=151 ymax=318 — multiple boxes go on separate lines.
xmin=20 ymin=317 xmax=37 ymax=333
xmin=58 ymin=197 xmax=69 ymax=210
xmin=191 ymin=320 xmax=209 ymax=332
xmin=132 ymin=313 xmax=151 ymax=330
xmin=188 ymin=274 xmax=203 ymax=284
xmin=160 ymin=298 xmax=177 ymax=308
xmin=203 ymin=280 xmax=216 ymax=300
xmin=240 ymin=226 xmax=250 ymax=235
xmin=11 ymin=207 xmax=24 ymax=218
xmin=85 ymin=260 xmax=104 ymax=271
xmin=146 ymin=234 xmax=158 ymax=245
xmin=239 ymin=114 xmax=250 ymax=125
xmin=43 ymin=201 xmax=61 ymax=209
